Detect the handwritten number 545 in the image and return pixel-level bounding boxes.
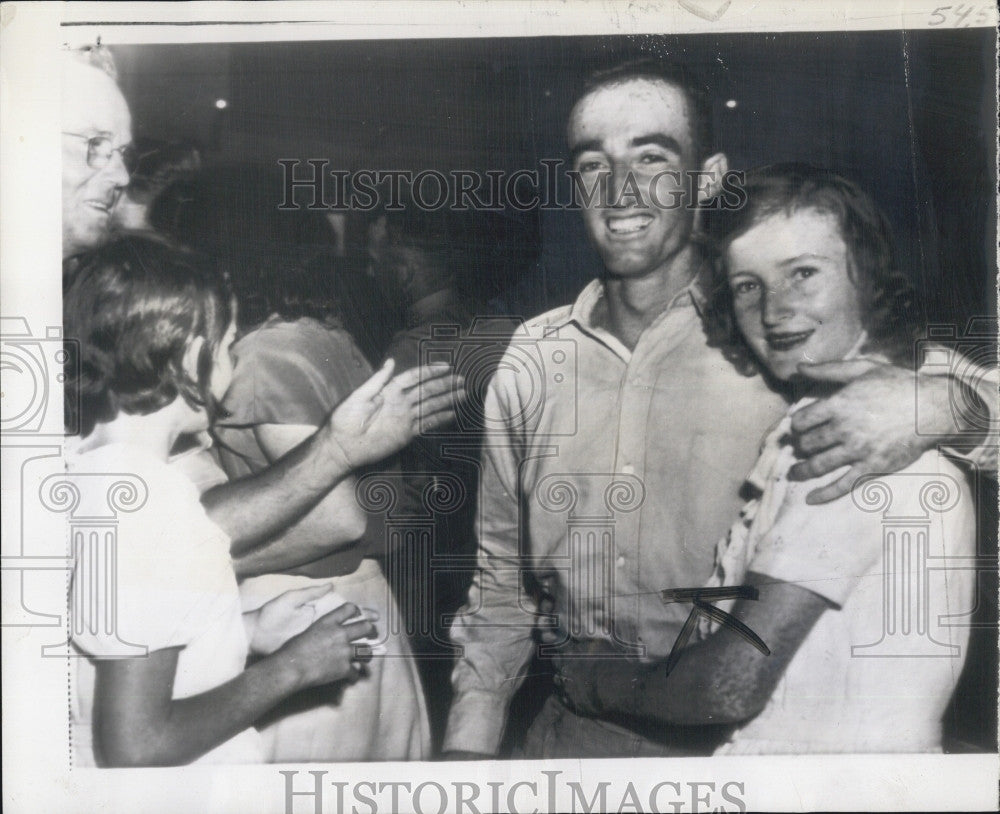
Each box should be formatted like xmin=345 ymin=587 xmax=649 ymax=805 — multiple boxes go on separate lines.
xmin=928 ymin=5 xmax=992 ymax=26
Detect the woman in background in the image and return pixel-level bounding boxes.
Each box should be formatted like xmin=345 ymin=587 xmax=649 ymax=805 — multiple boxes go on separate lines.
xmin=213 ymin=251 xmax=430 ymax=761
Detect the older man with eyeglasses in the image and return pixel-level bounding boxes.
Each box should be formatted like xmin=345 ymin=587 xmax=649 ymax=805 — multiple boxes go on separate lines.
xmin=61 ymin=48 xmax=134 ymax=261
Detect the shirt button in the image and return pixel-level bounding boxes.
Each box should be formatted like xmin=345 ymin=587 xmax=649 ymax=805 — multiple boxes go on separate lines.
xmin=622 ymin=464 xmax=635 ymax=475
xmin=616 ymin=556 xmax=626 ymax=567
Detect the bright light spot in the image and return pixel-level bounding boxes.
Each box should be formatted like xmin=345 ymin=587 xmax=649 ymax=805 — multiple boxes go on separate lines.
xmin=215 ymin=99 xmax=228 ymax=110
xmin=725 ymin=99 xmax=738 ymax=109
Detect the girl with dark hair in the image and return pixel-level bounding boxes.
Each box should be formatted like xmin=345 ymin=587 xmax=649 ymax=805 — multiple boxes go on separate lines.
xmin=553 ymin=166 xmax=975 ymax=754
xmin=63 ymin=235 xmax=380 ymax=766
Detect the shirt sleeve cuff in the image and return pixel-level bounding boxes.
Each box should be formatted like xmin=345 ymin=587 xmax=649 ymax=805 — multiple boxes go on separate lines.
xmin=443 ymin=688 xmax=511 ymax=756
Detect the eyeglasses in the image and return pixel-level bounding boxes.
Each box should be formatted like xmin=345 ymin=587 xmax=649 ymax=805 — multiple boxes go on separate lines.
xmin=62 ymin=132 xmax=136 ymax=172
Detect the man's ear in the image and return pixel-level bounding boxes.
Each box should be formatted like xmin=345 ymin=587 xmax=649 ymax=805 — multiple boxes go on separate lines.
xmin=182 ymin=336 xmax=206 ymax=382
xmin=696 ymin=152 xmax=729 ymax=204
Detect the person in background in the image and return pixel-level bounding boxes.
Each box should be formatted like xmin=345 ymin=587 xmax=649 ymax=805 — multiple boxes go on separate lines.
xmin=111 ymin=138 xmax=202 ymax=232
xmin=369 ymin=210 xmax=514 ymax=752
xmin=62 ymin=46 xmax=131 ymax=265
xmin=205 ymin=232 xmax=430 ymax=761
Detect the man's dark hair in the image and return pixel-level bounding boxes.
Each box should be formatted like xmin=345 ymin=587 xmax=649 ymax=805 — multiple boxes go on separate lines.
xmin=703 ymin=163 xmax=921 ymax=376
xmin=575 ymin=57 xmax=714 ymax=163
xmin=64 ymin=234 xmax=233 ymax=437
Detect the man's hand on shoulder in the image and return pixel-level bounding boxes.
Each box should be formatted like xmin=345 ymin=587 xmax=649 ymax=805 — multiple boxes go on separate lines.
xmin=787 ymin=359 xmax=935 ymax=504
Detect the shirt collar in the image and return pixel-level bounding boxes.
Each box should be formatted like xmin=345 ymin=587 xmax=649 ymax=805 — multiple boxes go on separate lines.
xmin=555 ymin=259 xmax=715 ymax=333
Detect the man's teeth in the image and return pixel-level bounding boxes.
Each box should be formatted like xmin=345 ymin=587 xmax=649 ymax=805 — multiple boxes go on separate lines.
xmin=607 ymin=216 xmax=652 ymax=234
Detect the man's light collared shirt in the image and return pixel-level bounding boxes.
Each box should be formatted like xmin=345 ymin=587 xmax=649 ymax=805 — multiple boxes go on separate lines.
xmin=445 ymin=276 xmax=788 ymax=755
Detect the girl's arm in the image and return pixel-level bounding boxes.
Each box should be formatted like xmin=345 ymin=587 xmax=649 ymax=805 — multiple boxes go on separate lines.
xmin=231 ymin=423 xmax=367 ymax=579
xmin=555 ymin=572 xmax=829 ymax=726
xmin=206 ymin=362 xmax=462 ymax=554
xmin=93 ymin=604 xmax=374 ymax=767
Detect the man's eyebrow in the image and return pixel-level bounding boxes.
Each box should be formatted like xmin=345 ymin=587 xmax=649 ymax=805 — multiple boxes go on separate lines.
xmin=630 ymin=133 xmax=684 ymax=155
xmin=569 ymin=139 xmax=602 ymax=163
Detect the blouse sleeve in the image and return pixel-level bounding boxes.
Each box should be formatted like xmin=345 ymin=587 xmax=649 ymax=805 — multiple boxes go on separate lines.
xmin=750 ymin=453 xmax=976 ymax=609
xmin=70 ymin=470 xmax=240 ymax=657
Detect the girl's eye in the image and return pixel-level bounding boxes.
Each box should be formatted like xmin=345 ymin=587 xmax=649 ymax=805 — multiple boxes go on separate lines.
xmin=792 ymin=265 xmax=819 ymax=280
xmin=731 ymin=279 xmax=760 ymax=296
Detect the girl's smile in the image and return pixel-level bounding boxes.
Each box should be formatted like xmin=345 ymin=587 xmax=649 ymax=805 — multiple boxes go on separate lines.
xmin=725 ymin=207 xmax=867 ymax=381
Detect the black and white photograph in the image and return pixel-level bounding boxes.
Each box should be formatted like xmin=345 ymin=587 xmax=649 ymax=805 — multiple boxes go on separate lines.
xmin=1 ymin=1 xmax=998 ymax=811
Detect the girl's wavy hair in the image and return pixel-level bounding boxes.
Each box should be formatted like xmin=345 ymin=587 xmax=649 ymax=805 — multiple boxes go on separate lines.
xmin=703 ymin=163 xmax=922 ymax=376
xmin=64 ymin=233 xmax=233 ymax=437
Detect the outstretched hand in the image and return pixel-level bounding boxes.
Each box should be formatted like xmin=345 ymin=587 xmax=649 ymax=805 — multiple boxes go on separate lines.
xmin=788 ymin=359 xmax=933 ymax=504
xmin=326 ymin=360 xmax=465 ymax=468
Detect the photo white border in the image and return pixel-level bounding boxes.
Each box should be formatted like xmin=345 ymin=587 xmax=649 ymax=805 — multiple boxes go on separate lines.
xmin=2 ymin=2 xmax=997 ymax=812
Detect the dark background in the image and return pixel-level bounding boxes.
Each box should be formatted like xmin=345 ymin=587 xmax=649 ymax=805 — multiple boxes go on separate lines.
xmin=109 ymin=30 xmax=997 ymax=752
xmin=111 ymin=29 xmax=996 ymax=325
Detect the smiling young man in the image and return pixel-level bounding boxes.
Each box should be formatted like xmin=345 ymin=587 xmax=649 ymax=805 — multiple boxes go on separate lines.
xmin=443 ymin=59 xmax=996 ymax=759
